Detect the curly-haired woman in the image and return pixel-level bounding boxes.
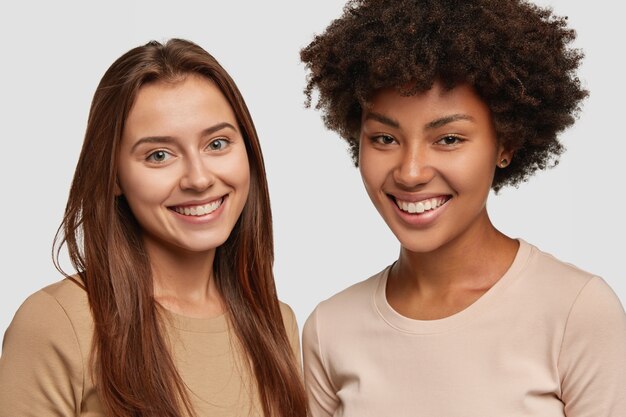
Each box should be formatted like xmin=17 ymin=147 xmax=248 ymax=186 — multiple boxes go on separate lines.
xmin=300 ymin=1 xmax=626 ymax=416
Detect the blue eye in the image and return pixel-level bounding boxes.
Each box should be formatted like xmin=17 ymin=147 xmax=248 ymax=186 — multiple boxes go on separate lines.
xmin=146 ymin=150 xmax=172 ymax=163
xmin=208 ymin=138 xmax=230 ymax=151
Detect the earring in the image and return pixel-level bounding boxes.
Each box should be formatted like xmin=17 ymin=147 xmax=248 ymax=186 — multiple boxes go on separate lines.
xmin=499 ymin=158 xmax=509 ymax=168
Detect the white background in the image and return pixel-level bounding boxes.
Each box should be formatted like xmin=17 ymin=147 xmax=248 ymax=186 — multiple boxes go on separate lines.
xmin=0 ymin=0 xmax=624 ymax=338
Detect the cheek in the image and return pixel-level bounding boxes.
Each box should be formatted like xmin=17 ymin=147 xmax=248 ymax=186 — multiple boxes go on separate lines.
xmin=227 ymin=154 xmax=252 ymax=224
xmin=237 ymin=168 xmax=251 ymax=207
xmin=117 ymin=163 xmax=178 ymax=210
xmin=221 ymin=148 xmax=251 ymax=202
xmin=358 ymin=146 xmax=383 ymax=195
xmin=448 ymin=150 xmax=497 ymax=195
xmin=236 ymin=152 xmax=251 ymax=190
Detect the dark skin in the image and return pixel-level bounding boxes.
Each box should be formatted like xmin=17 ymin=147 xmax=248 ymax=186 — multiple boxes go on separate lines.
xmin=303 ymin=1 xmax=586 ymax=314
xmin=359 ymin=83 xmax=518 ymax=320
xmin=301 ymin=0 xmax=587 ymax=192
xmin=387 ymin=228 xmax=518 ymax=320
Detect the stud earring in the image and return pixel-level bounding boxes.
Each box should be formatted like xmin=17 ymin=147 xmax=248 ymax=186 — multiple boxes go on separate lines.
xmin=499 ymin=158 xmax=509 ymax=168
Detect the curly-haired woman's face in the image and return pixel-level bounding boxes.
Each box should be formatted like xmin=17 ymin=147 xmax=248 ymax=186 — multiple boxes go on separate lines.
xmin=116 ymin=74 xmax=250 ymax=256
xmin=359 ymin=82 xmax=510 ymax=253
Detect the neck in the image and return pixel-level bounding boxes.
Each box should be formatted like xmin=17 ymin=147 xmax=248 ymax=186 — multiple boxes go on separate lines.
xmin=144 ymin=238 xmax=224 ymax=318
xmin=395 ymin=212 xmax=518 ymax=294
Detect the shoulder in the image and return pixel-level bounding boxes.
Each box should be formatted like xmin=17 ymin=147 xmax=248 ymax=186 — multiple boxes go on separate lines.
xmin=3 ymin=277 xmax=94 ymax=367
xmin=9 ymin=278 xmax=90 ymax=334
xmin=525 ymin=242 xmax=594 ymax=280
xmin=568 ymin=275 xmax=625 ymax=323
xmin=311 ymin=269 xmax=384 ymax=320
xmin=520 ymin=240 xmax=624 ymax=327
xmin=557 ymin=272 xmax=626 ymax=409
xmin=278 ymin=301 xmax=296 ymax=322
xmin=278 ymin=301 xmax=298 ymax=333
xmin=41 ymin=277 xmax=93 ymax=337
xmin=277 ymin=301 xmax=302 ymax=361
xmin=520 ymin=241 xmax=599 ymax=302
xmin=0 ymin=278 xmax=91 ymax=414
xmin=303 ymin=268 xmax=386 ymax=341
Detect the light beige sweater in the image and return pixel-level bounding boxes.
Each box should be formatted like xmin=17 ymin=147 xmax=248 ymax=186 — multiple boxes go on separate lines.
xmin=0 ymin=278 xmax=300 ymax=416
xmin=303 ymin=240 xmax=626 ymax=416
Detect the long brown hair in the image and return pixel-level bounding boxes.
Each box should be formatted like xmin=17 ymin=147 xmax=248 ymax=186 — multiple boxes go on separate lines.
xmin=53 ymin=39 xmax=306 ymax=417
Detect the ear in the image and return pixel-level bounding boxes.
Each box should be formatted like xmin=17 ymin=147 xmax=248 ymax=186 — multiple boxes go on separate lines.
xmin=497 ymin=147 xmax=515 ymax=169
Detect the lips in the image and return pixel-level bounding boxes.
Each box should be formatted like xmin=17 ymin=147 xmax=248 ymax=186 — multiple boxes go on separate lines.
xmin=385 ymin=193 xmax=452 ymax=227
xmin=393 ymin=195 xmax=450 ymax=214
xmin=387 ymin=193 xmax=452 ymax=215
xmin=169 ymin=197 xmax=224 ymax=217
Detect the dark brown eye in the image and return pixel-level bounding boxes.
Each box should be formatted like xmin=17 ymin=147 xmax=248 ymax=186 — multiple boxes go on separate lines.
xmin=437 ymin=135 xmax=463 ymax=146
xmin=373 ymin=135 xmax=397 ymax=145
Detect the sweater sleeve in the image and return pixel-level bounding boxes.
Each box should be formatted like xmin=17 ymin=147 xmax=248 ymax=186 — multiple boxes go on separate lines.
xmin=302 ymin=306 xmax=339 ymax=417
xmin=558 ymin=277 xmax=626 ymax=416
xmin=0 ymin=290 xmax=83 ymax=416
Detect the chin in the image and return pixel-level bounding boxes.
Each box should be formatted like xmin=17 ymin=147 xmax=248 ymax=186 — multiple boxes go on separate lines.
xmin=397 ymin=239 xmax=446 ymax=254
xmin=391 ymin=227 xmax=453 ymax=255
xmin=181 ymin=237 xmax=230 ymax=253
xmin=161 ymin=230 xmax=231 ymax=255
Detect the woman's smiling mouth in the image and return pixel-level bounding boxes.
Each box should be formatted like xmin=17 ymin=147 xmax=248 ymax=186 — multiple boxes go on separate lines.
xmin=393 ymin=196 xmax=450 ymax=214
xmin=170 ymin=197 xmax=225 ymax=217
xmin=386 ymin=194 xmax=452 ymax=227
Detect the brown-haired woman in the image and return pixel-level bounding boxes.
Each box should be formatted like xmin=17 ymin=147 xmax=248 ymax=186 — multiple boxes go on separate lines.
xmin=0 ymin=39 xmax=306 ymax=417
xmin=300 ymin=0 xmax=626 ymax=416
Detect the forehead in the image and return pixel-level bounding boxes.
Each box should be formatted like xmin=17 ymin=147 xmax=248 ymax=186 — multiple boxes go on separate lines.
xmin=124 ymin=74 xmax=238 ymax=137
xmin=365 ymin=82 xmax=490 ymax=120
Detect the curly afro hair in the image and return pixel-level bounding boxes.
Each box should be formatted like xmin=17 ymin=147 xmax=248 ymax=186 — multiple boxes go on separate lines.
xmin=301 ymin=0 xmax=588 ymax=190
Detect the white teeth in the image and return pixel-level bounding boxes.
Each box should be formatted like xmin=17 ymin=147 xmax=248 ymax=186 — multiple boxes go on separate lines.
xmin=173 ymin=198 xmax=223 ymax=217
xmin=395 ymin=197 xmax=447 ymax=214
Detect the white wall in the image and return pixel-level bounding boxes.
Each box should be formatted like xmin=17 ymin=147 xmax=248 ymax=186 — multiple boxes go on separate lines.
xmin=0 ymin=0 xmax=623 ymax=336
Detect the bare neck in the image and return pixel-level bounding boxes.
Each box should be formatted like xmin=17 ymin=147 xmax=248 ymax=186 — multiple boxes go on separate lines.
xmin=387 ymin=212 xmax=519 ymax=320
xmin=395 ymin=216 xmax=518 ymax=295
xmin=144 ymin=240 xmax=224 ymax=319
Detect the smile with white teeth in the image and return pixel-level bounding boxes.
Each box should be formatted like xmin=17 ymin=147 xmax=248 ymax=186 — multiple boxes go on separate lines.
xmin=395 ymin=197 xmax=448 ymax=214
xmin=172 ymin=198 xmax=223 ymax=216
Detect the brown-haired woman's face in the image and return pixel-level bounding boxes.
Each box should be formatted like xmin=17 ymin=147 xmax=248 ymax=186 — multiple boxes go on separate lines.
xmin=359 ymin=82 xmax=510 ymax=253
xmin=116 ymin=74 xmax=250 ymax=255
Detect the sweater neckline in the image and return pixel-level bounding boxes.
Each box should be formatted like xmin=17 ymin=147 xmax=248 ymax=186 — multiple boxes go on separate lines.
xmin=373 ymin=239 xmax=533 ymax=335
xmin=158 ymin=305 xmax=229 ymax=333
xmin=62 ymin=275 xmax=230 ymax=333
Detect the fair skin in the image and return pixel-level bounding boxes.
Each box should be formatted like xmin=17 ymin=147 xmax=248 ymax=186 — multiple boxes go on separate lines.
xmin=117 ymin=74 xmax=250 ymax=318
xmin=359 ymin=82 xmax=518 ymax=320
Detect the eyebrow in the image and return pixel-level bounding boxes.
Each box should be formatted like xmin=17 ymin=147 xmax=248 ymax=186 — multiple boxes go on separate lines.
xmin=425 ymin=114 xmax=475 ymax=130
xmin=364 ymin=112 xmax=474 ymax=131
xmin=364 ymin=112 xmax=400 ymax=128
xmin=130 ymin=122 xmax=237 ymax=152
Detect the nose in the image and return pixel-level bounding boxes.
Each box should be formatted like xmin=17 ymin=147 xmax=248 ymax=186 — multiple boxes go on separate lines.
xmin=393 ymin=144 xmax=435 ymax=189
xmin=179 ymin=155 xmax=214 ymax=192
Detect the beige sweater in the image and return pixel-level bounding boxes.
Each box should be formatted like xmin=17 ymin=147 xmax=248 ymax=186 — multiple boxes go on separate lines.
xmin=0 ymin=278 xmax=300 ymax=416
xmin=303 ymin=240 xmax=626 ymax=416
